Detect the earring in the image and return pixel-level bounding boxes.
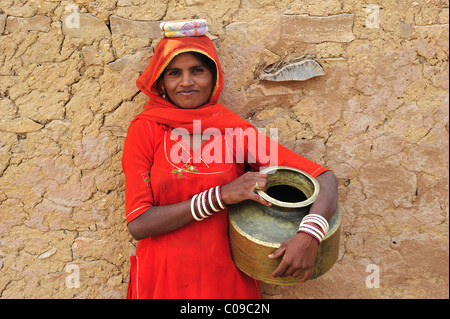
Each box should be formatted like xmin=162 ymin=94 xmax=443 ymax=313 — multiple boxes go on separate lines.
xmin=160 ymin=86 xmax=168 ymax=100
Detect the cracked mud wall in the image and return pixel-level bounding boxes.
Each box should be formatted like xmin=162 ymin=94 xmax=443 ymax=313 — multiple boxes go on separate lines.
xmin=0 ymin=0 xmax=448 ymax=298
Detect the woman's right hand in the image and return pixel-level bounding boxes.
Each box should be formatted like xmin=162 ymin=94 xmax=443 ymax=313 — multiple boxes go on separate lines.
xmin=220 ymin=171 xmax=272 ymax=207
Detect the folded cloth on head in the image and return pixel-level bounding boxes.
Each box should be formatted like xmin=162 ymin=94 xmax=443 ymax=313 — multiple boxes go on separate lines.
xmin=160 ymin=19 xmax=208 ymax=38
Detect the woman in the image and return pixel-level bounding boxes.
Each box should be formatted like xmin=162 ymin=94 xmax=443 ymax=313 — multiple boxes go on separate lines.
xmin=122 ymin=32 xmax=338 ymax=299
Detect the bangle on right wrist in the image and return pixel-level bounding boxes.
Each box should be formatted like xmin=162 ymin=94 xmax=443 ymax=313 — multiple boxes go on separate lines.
xmin=190 ymin=186 xmax=227 ymax=222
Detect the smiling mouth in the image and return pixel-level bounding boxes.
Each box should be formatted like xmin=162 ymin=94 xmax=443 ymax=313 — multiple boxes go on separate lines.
xmin=178 ymin=90 xmax=198 ymax=96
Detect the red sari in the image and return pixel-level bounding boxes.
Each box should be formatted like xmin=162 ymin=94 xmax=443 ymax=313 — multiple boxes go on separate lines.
xmin=122 ymin=36 xmax=327 ymax=299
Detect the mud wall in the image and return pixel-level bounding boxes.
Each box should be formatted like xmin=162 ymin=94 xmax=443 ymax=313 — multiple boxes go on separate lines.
xmin=0 ymin=0 xmax=448 ymax=298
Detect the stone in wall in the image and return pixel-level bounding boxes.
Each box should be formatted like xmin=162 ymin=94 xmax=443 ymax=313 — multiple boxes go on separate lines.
xmin=116 ymin=0 xmax=170 ymax=21
xmin=108 ymin=47 xmax=154 ymax=72
xmin=260 ymin=59 xmax=325 ymax=81
xmin=15 ymin=90 xmax=68 ymax=124
xmin=110 ymin=15 xmax=161 ymax=39
xmin=0 ymin=14 xmax=6 ymax=33
xmin=61 ymin=13 xmax=111 ymax=41
xmin=281 ymin=14 xmax=356 ymax=43
xmin=6 ymin=15 xmax=52 ymax=32
xmin=110 ymin=15 xmax=160 ymax=57
xmin=0 ymin=117 xmax=43 ymax=134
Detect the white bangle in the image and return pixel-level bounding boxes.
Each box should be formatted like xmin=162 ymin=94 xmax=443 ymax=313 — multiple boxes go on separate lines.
xmin=215 ymin=186 xmax=226 ymax=210
xmin=196 ymin=192 xmax=209 ymax=219
xmin=299 ymin=224 xmax=325 ymax=241
xmin=201 ymin=191 xmax=214 ymax=216
xmin=191 ymin=186 xmax=226 ymax=222
xmin=298 ymin=226 xmax=323 ymax=244
xmin=208 ymin=187 xmax=220 ymax=212
xmin=301 ymin=214 xmax=329 ymax=233
xmin=301 ymin=218 xmax=328 ymax=234
xmin=190 ymin=194 xmax=203 ymax=221
xmin=310 ymin=214 xmax=329 ymax=228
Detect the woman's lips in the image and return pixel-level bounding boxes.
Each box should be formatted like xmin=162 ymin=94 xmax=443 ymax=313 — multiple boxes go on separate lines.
xmin=178 ymin=90 xmax=198 ymax=96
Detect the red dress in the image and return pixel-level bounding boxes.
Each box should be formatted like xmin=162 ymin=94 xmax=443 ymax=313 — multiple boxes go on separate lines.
xmin=122 ymin=120 xmax=327 ymax=299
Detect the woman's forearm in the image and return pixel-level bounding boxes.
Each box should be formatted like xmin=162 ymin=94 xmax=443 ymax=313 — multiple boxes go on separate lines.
xmin=308 ymin=170 xmax=338 ymax=221
xmin=127 ymin=171 xmax=271 ymax=241
xmin=127 ymin=200 xmax=194 ymax=240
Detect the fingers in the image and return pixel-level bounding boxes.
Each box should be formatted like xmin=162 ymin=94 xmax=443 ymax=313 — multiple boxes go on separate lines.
xmin=247 ymin=172 xmax=268 ymax=191
xmin=249 ymin=192 xmax=272 ymax=206
xmin=292 ymin=268 xmax=305 ymax=279
xmin=271 ymin=258 xmax=310 ymax=280
xmin=221 ymin=171 xmax=271 ymax=206
xmin=268 ymin=246 xmax=285 ymax=259
xmin=271 ymin=260 xmax=288 ymax=279
xmin=272 ymin=261 xmax=301 ymax=279
xmin=245 ymin=172 xmax=272 ymax=206
xmin=298 ymin=269 xmax=312 ymax=282
xmin=268 ymin=241 xmax=315 ymax=281
xmin=269 ymin=246 xmax=286 ymax=278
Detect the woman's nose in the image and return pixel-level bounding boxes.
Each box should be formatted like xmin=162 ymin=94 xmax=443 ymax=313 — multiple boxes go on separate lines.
xmin=180 ymin=73 xmax=193 ymax=86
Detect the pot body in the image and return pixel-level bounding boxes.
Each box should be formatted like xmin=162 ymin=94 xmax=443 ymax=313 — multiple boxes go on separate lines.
xmin=228 ymin=166 xmax=341 ymax=285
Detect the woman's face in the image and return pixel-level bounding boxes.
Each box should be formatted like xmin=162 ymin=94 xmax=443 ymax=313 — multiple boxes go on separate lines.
xmin=162 ymin=52 xmax=214 ymax=109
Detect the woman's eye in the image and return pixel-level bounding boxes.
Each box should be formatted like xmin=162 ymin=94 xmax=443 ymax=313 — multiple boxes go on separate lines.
xmin=192 ymin=67 xmax=204 ymax=74
xmin=168 ymin=70 xmax=181 ymax=76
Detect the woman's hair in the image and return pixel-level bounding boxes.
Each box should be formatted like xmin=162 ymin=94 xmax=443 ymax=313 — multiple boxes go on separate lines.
xmin=153 ymin=51 xmax=217 ymax=97
xmin=190 ymin=52 xmax=217 ymax=81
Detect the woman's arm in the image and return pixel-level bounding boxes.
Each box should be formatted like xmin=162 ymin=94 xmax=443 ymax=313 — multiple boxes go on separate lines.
xmin=269 ymin=170 xmax=338 ymax=282
xmin=127 ymin=200 xmax=193 ymax=240
xmin=127 ymin=171 xmax=271 ymax=240
xmin=306 ymin=169 xmax=339 ymax=220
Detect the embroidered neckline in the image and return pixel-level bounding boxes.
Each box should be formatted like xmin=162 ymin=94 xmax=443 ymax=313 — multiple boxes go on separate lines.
xmin=163 ymin=129 xmax=232 ymax=177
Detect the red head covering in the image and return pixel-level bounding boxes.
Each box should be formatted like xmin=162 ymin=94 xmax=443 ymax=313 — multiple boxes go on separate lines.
xmin=133 ymin=36 xmax=251 ymax=133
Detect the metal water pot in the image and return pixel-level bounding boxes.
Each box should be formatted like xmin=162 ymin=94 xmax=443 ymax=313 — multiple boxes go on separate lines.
xmin=228 ymin=166 xmax=341 ymax=285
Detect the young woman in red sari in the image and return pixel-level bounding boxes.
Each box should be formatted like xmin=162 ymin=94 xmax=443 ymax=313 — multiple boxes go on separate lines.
xmin=122 ymin=29 xmax=338 ymax=299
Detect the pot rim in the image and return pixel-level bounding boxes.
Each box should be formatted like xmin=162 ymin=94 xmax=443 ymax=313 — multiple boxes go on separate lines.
xmin=256 ymin=166 xmax=320 ymax=208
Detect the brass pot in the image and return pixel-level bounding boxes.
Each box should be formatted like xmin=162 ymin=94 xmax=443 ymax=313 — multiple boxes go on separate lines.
xmin=228 ymin=166 xmax=341 ymax=285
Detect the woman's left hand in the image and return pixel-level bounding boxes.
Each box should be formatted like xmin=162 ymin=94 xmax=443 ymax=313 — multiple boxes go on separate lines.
xmin=268 ymin=232 xmax=319 ymax=282
xmin=268 ymin=170 xmax=338 ymax=282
